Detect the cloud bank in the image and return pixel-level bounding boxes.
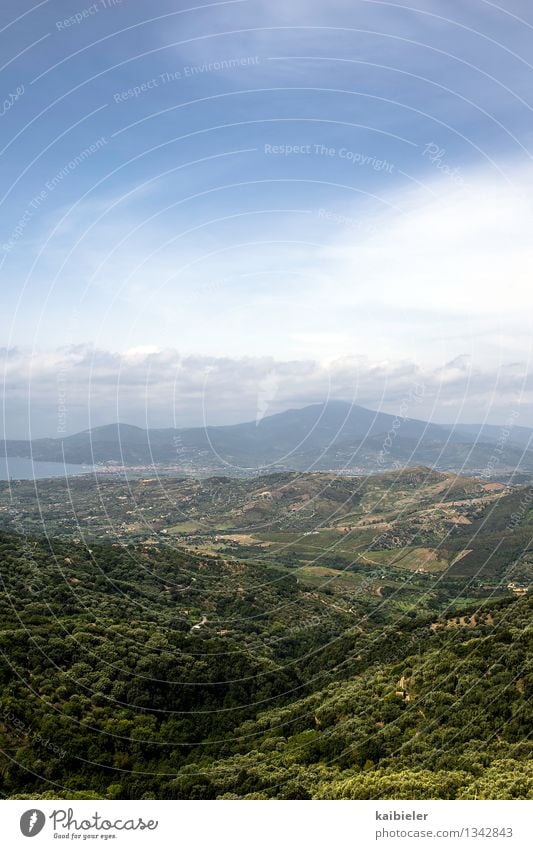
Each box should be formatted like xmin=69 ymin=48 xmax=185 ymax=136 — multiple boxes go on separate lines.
xmin=2 ymin=345 xmax=530 ymax=439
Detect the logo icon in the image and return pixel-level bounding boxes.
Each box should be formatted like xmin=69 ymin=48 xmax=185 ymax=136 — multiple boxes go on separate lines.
xmin=20 ymin=810 xmax=46 ymax=837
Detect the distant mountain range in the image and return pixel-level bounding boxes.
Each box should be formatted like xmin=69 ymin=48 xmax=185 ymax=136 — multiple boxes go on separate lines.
xmin=3 ymin=401 xmax=533 ymax=475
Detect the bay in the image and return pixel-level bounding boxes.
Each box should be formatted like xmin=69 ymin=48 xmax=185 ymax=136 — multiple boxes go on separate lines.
xmin=0 ymin=457 xmax=93 ymax=480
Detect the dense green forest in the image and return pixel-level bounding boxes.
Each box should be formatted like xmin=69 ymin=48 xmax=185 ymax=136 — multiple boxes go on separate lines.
xmin=0 ymin=469 xmax=532 ymax=799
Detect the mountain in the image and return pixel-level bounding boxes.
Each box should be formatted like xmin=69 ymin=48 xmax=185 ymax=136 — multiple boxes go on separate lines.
xmin=455 ymin=421 xmax=533 ymax=450
xmin=2 ymin=401 xmax=533 ymax=474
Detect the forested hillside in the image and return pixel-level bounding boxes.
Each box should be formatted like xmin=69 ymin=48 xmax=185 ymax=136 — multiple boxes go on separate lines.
xmin=0 ymin=511 xmax=531 ymax=799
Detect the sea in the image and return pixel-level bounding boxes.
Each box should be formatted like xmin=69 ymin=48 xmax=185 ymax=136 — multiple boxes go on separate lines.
xmin=0 ymin=457 xmax=94 ymax=481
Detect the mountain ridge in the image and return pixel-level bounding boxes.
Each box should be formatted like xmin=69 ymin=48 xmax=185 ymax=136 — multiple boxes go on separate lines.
xmin=2 ymin=400 xmax=533 ymax=474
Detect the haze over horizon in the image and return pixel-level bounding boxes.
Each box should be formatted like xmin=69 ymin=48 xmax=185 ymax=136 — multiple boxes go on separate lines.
xmin=3 ymin=395 xmax=532 ymax=442
xmin=2 ymin=0 xmax=533 ymax=437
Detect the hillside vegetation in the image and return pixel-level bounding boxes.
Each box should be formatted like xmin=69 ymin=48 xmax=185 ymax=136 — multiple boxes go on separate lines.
xmin=0 ymin=469 xmax=531 ymax=799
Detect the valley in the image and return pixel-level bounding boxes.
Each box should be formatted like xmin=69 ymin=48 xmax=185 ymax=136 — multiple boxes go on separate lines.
xmin=0 ymin=466 xmax=531 ymax=799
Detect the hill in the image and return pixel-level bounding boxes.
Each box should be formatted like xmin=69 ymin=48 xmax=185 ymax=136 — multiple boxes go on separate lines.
xmin=0 ymin=466 xmax=532 ymax=798
xmin=178 ymin=593 xmax=532 ymax=800
xmin=0 ymin=525 xmax=530 ymax=800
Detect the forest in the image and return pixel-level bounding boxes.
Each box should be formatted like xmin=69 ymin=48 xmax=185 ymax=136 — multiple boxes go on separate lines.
xmin=0 ymin=469 xmax=531 ymax=799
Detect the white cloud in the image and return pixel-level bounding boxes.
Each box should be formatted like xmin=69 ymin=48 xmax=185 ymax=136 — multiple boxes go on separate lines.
xmin=2 ymin=344 xmax=531 ymax=438
xmin=322 ymin=165 xmax=533 ymax=318
xmin=6 ymin=157 xmax=533 ymax=378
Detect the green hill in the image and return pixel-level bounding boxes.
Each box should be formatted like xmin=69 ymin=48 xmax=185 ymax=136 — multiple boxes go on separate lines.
xmin=0 ymin=505 xmax=531 ymax=799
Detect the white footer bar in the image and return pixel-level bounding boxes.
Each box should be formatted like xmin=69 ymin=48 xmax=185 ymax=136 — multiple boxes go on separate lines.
xmin=3 ymin=799 xmax=532 ymax=849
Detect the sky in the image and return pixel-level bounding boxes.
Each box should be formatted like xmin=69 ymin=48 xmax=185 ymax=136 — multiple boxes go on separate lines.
xmin=1 ymin=0 xmax=533 ymax=437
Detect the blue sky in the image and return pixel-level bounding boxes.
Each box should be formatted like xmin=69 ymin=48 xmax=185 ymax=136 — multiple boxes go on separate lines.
xmin=2 ymin=0 xmax=533 ymax=435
